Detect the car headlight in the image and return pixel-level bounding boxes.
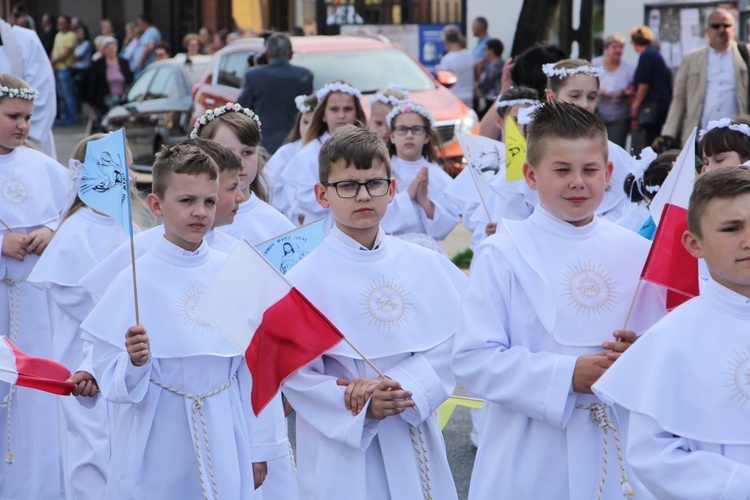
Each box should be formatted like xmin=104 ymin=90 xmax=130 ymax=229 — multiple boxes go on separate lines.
xmin=457 ymin=108 xmax=479 ymax=134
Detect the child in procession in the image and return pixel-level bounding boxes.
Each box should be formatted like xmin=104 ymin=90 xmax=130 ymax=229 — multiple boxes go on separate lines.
xmin=451 ymin=101 xmax=666 ymax=499
xmin=281 ymin=80 xmax=367 ymax=227
xmin=193 ymin=103 xmax=294 ymax=243
xmin=380 ymin=101 xmax=460 ymax=251
xmin=0 ymin=73 xmax=72 ymax=499
xmin=594 ymin=166 xmax=750 ymax=499
xmin=81 ymin=143 xmax=268 ymax=499
xmin=26 ymin=133 xmax=148 ymax=500
xmin=282 ymin=126 xmax=466 ymax=499
xmin=368 ymin=84 xmax=409 ymax=143
xmin=698 ymin=117 xmax=750 ymax=173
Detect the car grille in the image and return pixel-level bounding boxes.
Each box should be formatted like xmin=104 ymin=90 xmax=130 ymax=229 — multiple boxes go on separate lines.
xmin=435 ymin=120 xmax=458 ymax=145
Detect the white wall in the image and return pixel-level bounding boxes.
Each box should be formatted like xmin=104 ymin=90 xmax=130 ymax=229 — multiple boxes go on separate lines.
xmin=467 ymin=0 xmax=523 ymax=57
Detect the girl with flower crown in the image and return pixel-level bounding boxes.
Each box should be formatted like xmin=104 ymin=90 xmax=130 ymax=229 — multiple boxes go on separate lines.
xmin=281 ymin=80 xmax=367 ymax=226
xmin=193 ymin=103 xmax=294 ymax=243
xmin=380 ymin=101 xmax=460 ymax=251
xmin=27 ymin=133 xmax=150 ymax=500
xmin=264 ymin=93 xmax=318 ymax=222
xmin=369 ymin=84 xmax=409 ymax=143
xmin=0 ymin=73 xmax=73 ymax=499
xmin=699 ymin=117 xmax=750 ymax=172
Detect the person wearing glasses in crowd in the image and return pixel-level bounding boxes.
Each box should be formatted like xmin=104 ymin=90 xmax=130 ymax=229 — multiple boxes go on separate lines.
xmin=657 ymin=8 xmax=749 ymax=149
xmin=380 ymin=101 xmax=460 ymax=253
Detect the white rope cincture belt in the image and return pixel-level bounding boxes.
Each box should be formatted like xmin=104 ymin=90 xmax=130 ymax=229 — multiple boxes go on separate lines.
xmin=150 ymin=371 xmax=238 ymax=500
xmin=409 ymin=424 xmax=432 ymax=500
xmin=576 ymin=402 xmax=635 ymax=499
xmin=2 ymin=278 xmax=22 ymax=464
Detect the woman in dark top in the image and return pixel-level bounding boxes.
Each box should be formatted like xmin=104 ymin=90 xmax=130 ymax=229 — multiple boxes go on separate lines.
xmin=88 ymin=36 xmax=133 ymax=127
xmin=630 ymin=25 xmax=672 ymax=152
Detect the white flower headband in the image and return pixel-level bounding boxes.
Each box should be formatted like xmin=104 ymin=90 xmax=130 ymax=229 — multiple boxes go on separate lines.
xmin=316 ymin=82 xmax=362 ymax=102
xmin=496 ymin=98 xmax=540 ymax=110
xmin=386 ymin=101 xmax=434 ymax=127
xmin=294 ymin=94 xmax=317 ymax=114
xmin=698 ymin=117 xmax=750 ymax=139
xmin=369 ymin=84 xmax=410 ymax=107
xmin=542 ymin=63 xmax=604 ymax=79
xmin=0 ymin=86 xmax=39 ymax=100
xmin=190 ymin=102 xmax=261 ymax=139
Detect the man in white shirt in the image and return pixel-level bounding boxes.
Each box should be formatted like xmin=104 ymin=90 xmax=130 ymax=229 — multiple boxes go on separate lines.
xmin=660 ymin=8 xmax=749 ymax=145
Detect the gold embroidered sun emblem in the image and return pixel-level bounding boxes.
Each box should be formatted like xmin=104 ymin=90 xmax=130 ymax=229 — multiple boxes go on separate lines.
xmin=560 ymin=259 xmax=618 ymax=317
xmin=178 ymin=285 xmax=212 ymax=332
xmin=359 ymin=277 xmax=412 ymax=331
xmin=725 ymin=348 xmax=750 ymax=407
xmin=0 ymin=174 xmax=30 ymax=208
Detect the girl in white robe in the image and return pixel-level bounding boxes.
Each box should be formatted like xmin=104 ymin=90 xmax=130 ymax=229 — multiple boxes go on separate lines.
xmin=381 ymin=101 xmax=460 ymax=251
xmin=193 ymin=103 xmax=295 ymax=245
xmin=0 ymin=74 xmax=71 ymax=499
xmin=265 ymin=93 xmax=317 ymax=222
xmin=280 ymin=80 xmax=367 ymax=226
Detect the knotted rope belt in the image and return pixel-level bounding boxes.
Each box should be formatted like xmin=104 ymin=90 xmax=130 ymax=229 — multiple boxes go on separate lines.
xmin=409 ymin=424 xmax=432 ymax=500
xmin=576 ymin=402 xmax=635 ymax=499
xmin=2 ymin=278 xmax=22 ymax=464
xmin=150 ymin=372 xmax=238 ymax=500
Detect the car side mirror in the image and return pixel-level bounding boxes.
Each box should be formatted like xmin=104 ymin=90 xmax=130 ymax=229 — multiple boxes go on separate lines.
xmin=435 ymin=70 xmax=458 ymax=88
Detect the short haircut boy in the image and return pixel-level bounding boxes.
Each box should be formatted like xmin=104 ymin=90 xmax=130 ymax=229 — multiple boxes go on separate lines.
xmin=182 ymin=138 xmax=243 ymax=173
xmin=151 ymin=143 xmax=219 ymax=197
xmin=526 ymin=100 xmax=608 ymax=166
xmin=317 ymin=125 xmax=391 ymax=182
xmin=687 ymin=165 xmax=750 ymax=238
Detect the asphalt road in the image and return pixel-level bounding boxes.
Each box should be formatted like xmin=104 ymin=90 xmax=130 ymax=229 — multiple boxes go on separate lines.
xmin=53 ymin=123 xmax=478 ymax=499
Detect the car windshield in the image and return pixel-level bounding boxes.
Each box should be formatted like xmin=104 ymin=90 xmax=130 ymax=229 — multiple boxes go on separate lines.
xmin=293 ymin=48 xmax=436 ymax=94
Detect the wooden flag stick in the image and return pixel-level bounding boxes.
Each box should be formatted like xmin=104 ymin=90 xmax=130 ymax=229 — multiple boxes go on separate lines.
xmin=122 ymin=131 xmax=140 ymax=325
xmin=621 ymin=278 xmax=643 ymax=330
xmin=0 ymin=218 xmax=13 ymax=233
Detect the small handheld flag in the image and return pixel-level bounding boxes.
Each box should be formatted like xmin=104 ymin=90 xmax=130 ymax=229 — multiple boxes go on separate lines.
xmin=255 ymin=218 xmax=324 ymax=274
xmin=505 ymin=116 xmax=526 ymax=181
xmin=79 ymin=128 xmax=133 ymax=234
xmin=0 ymin=337 xmax=75 ymax=395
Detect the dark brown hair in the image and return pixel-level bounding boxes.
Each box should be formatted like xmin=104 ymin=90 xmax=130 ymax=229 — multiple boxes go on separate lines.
xmin=318 ymin=125 xmax=391 ymax=183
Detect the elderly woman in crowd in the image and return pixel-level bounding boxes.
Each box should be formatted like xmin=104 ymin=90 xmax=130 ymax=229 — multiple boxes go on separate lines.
xmin=88 ymin=36 xmax=134 ymax=129
xmin=593 ymin=34 xmax=635 ymax=148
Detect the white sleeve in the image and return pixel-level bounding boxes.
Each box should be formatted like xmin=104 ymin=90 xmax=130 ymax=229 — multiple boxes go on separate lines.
xmin=20 ymin=29 xmax=56 ymax=149
xmin=386 ymin=337 xmax=455 ymax=426
xmin=627 ymin=411 xmax=750 ymax=499
xmin=91 ymin=338 xmax=151 ymax=404
xmin=451 ymin=246 xmax=578 ymax=428
xmin=419 ymin=192 xmax=460 ymax=241
xmin=282 ymin=355 xmax=381 ymax=451
xmin=381 ymin=191 xmax=422 ymax=234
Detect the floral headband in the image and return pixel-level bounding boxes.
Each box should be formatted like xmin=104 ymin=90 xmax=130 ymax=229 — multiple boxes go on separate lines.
xmin=496 ymin=98 xmax=540 ymax=110
xmin=369 ymin=84 xmax=410 ymax=107
xmin=541 ymin=63 xmax=604 ymax=79
xmin=294 ymin=94 xmax=317 ymax=114
xmin=698 ymin=117 xmax=750 ymax=139
xmin=386 ymin=101 xmax=434 ymax=127
xmin=190 ymin=102 xmax=261 ymax=139
xmin=316 ymin=82 xmax=362 ymax=102
xmin=0 ymin=86 xmax=39 ymax=100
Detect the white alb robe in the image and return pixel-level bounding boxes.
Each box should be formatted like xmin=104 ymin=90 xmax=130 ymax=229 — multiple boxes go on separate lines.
xmin=280 ymin=133 xmax=330 ymax=225
xmin=82 ymin=238 xmax=265 ymax=499
xmin=594 ymin=278 xmax=750 ymax=499
xmin=381 ymin=156 xmax=460 ymax=245
xmin=218 ymin=194 xmax=295 ymax=245
xmin=265 ymin=139 xmax=303 ymax=221
xmin=283 ymin=226 xmax=465 ymax=499
xmin=452 ymin=205 xmax=666 ymax=499
xmin=27 ymin=207 xmax=128 ymax=500
xmin=0 ymin=146 xmax=69 ymax=499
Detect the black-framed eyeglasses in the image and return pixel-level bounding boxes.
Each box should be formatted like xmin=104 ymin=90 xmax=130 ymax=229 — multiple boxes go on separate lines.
xmin=393 ymin=125 xmax=427 ymax=136
xmin=710 ymin=23 xmax=732 ymax=29
xmin=323 ymin=179 xmax=391 ymax=198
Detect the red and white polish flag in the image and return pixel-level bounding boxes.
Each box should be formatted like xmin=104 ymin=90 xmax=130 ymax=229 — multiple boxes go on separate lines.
xmin=642 ymin=127 xmax=700 ymax=310
xmin=198 ymin=239 xmax=344 ymax=416
xmin=0 ymin=337 xmax=75 ymax=395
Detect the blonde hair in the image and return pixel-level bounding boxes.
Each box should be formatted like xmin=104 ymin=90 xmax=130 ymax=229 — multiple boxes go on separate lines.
xmin=303 ymin=80 xmax=367 ymax=145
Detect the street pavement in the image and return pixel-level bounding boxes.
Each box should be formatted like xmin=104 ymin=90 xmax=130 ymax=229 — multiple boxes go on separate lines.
xmin=52 ymin=123 xmax=478 ymax=499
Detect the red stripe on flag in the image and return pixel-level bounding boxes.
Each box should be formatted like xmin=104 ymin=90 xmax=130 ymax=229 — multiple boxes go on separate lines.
xmin=7 ymin=339 xmax=75 ymax=395
xmin=640 ymin=203 xmax=699 ymax=310
xmin=247 ymin=287 xmax=344 ymax=416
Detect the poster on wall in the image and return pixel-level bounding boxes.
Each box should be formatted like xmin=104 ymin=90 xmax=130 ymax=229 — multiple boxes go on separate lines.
xmin=418 ymin=24 xmax=450 ymax=72
xmin=679 ymin=8 xmax=704 ymax=55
